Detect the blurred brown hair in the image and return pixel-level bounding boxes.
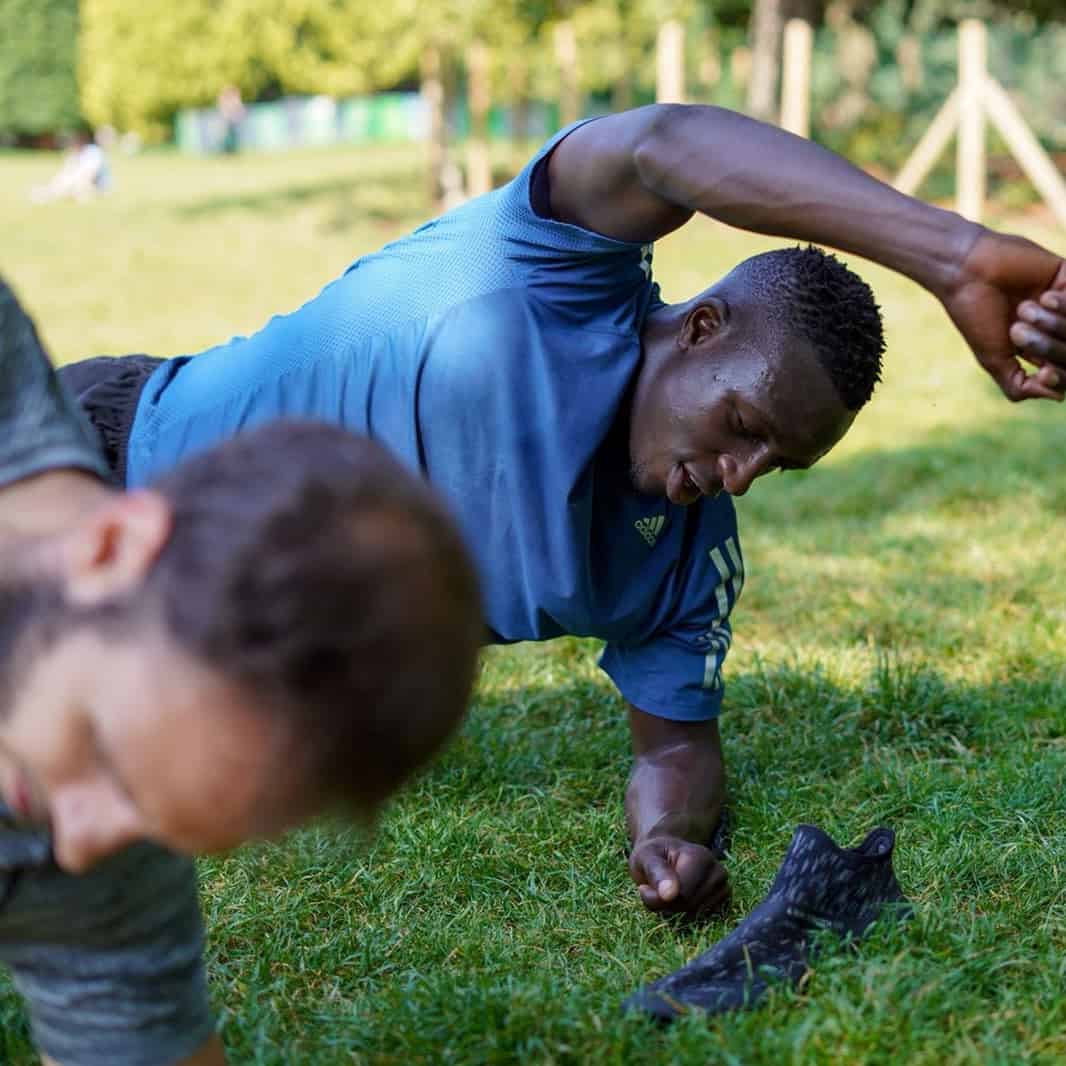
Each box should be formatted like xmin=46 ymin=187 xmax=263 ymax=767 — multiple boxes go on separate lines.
xmin=144 ymin=420 xmax=482 ymax=812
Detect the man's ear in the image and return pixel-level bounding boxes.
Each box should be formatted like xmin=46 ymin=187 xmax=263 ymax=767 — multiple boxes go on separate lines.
xmin=679 ymin=299 xmax=727 ymax=352
xmin=62 ymin=490 xmax=173 ymax=605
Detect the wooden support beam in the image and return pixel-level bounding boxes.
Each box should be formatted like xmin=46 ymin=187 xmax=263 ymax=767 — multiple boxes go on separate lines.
xmin=982 ymin=78 xmax=1066 ymax=231
xmin=894 ymin=88 xmax=960 ymax=197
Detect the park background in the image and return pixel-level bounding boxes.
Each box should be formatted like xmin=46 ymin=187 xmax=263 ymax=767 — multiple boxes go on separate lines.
xmin=2 ymin=1 xmax=1065 ymax=1062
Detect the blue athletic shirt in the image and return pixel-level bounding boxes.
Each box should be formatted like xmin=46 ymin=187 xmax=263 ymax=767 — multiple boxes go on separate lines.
xmin=126 ymin=121 xmax=744 ymax=721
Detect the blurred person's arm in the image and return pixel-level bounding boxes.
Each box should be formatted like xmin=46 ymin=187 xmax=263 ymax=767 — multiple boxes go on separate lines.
xmin=0 ymin=278 xmax=111 ymax=487
xmin=42 ymin=1034 xmax=226 ymax=1066
xmin=0 ymin=278 xmax=112 ymax=538
xmin=547 ymin=104 xmax=1066 ymax=403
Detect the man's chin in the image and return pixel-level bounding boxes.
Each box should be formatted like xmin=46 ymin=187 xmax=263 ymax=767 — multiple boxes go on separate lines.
xmin=628 ymin=462 xmax=663 ymax=499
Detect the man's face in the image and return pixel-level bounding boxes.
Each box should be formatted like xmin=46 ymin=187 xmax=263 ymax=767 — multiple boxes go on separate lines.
xmin=630 ymin=302 xmax=856 ymax=503
xmin=0 ymin=608 xmax=306 ymax=874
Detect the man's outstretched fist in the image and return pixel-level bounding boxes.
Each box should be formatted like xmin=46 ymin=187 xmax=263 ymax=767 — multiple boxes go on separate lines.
xmin=629 ymin=835 xmax=730 ymax=918
xmin=943 ymin=228 xmax=1066 ymax=402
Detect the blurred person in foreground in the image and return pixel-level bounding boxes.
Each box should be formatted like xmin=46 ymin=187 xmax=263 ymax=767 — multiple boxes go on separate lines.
xmin=0 ymin=279 xmax=482 ymax=1066
xmin=61 ymin=103 xmax=1066 ymax=922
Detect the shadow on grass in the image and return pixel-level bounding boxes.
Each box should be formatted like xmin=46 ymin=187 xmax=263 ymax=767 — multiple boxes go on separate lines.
xmin=444 ymin=650 xmax=1065 ymax=815
xmin=174 ymin=170 xmax=427 ymax=228
xmin=168 ymin=145 xmax=528 ymax=231
xmin=743 ymin=409 xmax=1066 ymax=528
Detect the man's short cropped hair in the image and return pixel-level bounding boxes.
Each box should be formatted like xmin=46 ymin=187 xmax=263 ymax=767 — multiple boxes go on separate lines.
xmin=145 ymin=420 xmax=482 ymax=812
xmin=734 ymin=245 xmax=885 ymax=410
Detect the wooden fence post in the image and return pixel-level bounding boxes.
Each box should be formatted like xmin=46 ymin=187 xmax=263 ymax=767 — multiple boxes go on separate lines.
xmin=957 ymin=18 xmax=987 ymax=222
xmin=656 ymin=19 xmax=685 ymax=104
xmin=780 ymin=18 xmax=813 ymax=137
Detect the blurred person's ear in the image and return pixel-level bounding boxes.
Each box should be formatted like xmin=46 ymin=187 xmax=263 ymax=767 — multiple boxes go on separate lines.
xmin=63 ymin=490 xmax=172 ymax=604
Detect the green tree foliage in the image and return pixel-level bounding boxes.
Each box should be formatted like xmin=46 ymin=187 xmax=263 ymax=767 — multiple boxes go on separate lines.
xmin=0 ymin=0 xmax=80 ymax=138
xmin=903 ymin=0 xmax=1064 ymax=25
xmin=81 ymin=0 xmax=547 ymax=140
xmin=80 ymin=0 xmax=409 ymax=140
xmin=78 ymin=0 xmax=1065 ymax=142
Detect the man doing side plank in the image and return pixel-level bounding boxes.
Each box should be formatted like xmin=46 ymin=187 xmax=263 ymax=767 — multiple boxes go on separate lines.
xmin=60 ymin=104 xmax=1066 ymax=921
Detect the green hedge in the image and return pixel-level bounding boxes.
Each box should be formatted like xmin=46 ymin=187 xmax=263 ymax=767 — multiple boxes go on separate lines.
xmin=80 ymin=0 xmax=415 ymax=143
xmin=0 ymin=0 xmax=80 ymax=138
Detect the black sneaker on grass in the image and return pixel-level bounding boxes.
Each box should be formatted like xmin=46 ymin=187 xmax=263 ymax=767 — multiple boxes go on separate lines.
xmin=624 ymin=824 xmax=911 ymax=1021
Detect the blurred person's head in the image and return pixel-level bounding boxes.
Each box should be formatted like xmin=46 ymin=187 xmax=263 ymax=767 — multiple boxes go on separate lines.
xmin=632 ymin=245 xmax=884 ymax=503
xmin=0 ymin=422 xmax=482 ymax=873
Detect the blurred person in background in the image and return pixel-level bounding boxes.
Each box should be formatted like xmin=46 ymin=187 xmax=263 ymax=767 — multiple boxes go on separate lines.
xmin=217 ymin=85 xmax=246 ymax=154
xmin=30 ymin=128 xmax=114 ymax=204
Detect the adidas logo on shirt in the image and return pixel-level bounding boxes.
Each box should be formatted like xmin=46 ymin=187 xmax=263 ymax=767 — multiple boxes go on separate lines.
xmin=639 ymin=243 xmax=654 ymax=278
xmin=634 ymin=514 xmax=665 ymax=547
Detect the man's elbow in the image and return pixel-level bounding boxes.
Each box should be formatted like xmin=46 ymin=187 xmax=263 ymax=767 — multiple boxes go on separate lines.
xmin=631 ymin=103 xmax=720 ymax=198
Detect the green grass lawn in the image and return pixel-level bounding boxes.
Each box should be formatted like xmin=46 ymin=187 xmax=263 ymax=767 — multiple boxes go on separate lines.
xmin=2 ymin=145 xmax=1065 ymax=1064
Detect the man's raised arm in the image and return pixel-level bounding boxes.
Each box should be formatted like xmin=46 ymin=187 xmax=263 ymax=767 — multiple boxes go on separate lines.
xmin=548 ymin=104 xmax=1066 ymax=402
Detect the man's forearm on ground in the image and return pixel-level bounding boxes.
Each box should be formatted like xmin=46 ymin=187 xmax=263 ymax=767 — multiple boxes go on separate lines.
xmin=633 ymin=104 xmax=980 ymax=296
xmin=625 ymin=706 xmax=725 ymax=846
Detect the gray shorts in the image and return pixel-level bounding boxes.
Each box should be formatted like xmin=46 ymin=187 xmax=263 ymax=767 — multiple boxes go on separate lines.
xmin=0 ymin=829 xmax=214 ymax=1066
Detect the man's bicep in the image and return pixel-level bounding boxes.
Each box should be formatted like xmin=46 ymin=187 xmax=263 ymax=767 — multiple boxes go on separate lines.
xmin=547 ymin=107 xmax=693 ymax=243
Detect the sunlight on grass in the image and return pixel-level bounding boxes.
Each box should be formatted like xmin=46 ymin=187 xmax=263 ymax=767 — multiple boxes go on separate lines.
xmin=2 ymin=145 xmax=1064 ymax=1064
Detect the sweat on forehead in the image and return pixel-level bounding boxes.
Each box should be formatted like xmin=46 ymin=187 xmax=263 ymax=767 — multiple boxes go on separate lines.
xmin=709 ymin=245 xmax=886 ymax=412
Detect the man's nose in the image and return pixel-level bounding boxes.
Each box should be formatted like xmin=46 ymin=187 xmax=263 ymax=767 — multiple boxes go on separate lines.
xmin=50 ymin=781 xmax=147 ymax=874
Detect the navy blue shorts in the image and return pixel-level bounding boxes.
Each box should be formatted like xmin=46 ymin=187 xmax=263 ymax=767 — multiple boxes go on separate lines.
xmin=58 ymin=355 xmax=163 ymax=485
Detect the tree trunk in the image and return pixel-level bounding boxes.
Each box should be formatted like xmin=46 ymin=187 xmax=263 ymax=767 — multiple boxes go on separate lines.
xmin=421 ymin=43 xmax=448 ymax=211
xmin=465 ymin=40 xmax=492 ymax=197
xmin=511 ymin=54 xmax=531 ymax=146
xmin=747 ymin=0 xmax=784 ymax=121
xmin=612 ymin=69 xmax=634 ymax=112
xmin=554 ymin=20 xmax=580 ymax=127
